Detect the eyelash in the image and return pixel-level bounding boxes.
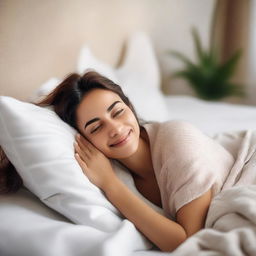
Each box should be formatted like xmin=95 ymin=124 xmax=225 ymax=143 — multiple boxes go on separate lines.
xmin=113 ymin=109 xmax=124 ymax=117
xmin=90 ymin=109 xmax=124 ymax=134
xmin=91 ymin=126 xmax=100 ymax=134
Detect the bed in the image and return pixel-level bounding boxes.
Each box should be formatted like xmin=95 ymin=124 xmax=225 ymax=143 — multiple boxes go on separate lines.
xmin=1 ymin=32 xmax=256 ymax=256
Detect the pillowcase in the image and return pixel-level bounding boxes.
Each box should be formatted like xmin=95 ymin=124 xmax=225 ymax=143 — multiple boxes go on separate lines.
xmin=77 ymin=32 xmax=169 ymax=122
xmin=115 ymin=32 xmax=169 ymax=122
xmin=0 ymin=96 xmax=118 ymax=231
xmin=77 ymin=47 xmax=119 ymax=84
xmin=34 ymin=32 xmax=169 ymax=121
xmin=0 ymin=96 xmax=163 ymax=232
xmin=31 ymin=77 xmax=61 ymax=101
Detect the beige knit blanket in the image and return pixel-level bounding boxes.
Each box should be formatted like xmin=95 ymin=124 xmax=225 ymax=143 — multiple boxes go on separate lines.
xmin=171 ymin=129 xmax=256 ymax=256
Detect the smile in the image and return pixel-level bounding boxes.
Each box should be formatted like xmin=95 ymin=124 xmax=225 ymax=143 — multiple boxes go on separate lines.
xmin=110 ymin=130 xmax=132 ymax=147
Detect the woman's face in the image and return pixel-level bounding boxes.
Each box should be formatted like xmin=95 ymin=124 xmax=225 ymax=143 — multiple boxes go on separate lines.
xmin=76 ymin=89 xmax=140 ymax=160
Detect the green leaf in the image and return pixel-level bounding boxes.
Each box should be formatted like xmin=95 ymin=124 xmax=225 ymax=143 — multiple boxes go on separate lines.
xmin=168 ymin=50 xmax=195 ymax=68
xmin=191 ymin=27 xmax=204 ymax=61
xmin=218 ymin=50 xmax=242 ymax=81
xmin=166 ymin=28 xmax=245 ymax=101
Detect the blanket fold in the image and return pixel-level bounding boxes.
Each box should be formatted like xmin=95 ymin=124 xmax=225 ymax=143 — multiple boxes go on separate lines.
xmin=172 ymin=129 xmax=256 ymax=256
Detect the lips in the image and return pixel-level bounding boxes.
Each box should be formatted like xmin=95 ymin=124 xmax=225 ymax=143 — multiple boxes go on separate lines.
xmin=110 ymin=130 xmax=132 ymax=147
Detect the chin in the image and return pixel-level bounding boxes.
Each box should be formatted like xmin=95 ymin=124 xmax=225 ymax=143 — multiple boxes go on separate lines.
xmin=113 ymin=143 xmax=139 ymax=160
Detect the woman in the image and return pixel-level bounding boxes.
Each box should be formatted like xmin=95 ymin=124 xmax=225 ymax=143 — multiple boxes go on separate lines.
xmin=0 ymin=71 xmax=235 ymax=252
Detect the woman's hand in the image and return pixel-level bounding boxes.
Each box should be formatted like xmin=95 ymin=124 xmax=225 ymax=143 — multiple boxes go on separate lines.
xmin=74 ymin=134 xmax=117 ymax=190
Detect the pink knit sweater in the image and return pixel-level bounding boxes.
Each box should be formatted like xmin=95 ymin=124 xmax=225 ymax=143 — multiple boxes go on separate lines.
xmin=143 ymin=120 xmax=235 ymax=219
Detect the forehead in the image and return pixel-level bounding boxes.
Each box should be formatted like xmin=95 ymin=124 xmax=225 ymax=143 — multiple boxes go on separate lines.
xmin=76 ymin=89 xmax=122 ymax=121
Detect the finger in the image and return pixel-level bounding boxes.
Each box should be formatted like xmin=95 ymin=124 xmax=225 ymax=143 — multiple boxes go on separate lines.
xmin=76 ymin=134 xmax=95 ymax=153
xmin=76 ymin=139 xmax=91 ymax=155
xmin=75 ymin=153 xmax=88 ymax=172
xmin=74 ymin=140 xmax=90 ymax=156
xmin=76 ymin=134 xmax=94 ymax=152
xmin=74 ymin=141 xmax=90 ymax=162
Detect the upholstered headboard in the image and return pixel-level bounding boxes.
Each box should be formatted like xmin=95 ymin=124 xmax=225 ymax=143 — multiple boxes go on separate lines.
xmin=0 ymin=0 xmax=216 ymax=101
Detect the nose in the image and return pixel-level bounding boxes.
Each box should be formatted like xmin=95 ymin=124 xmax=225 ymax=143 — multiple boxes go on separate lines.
xmin=108 ymin=120 xmax=123 ymax=138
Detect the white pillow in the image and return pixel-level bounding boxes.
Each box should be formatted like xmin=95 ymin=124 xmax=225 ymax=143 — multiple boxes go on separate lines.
xmin=0 ymin=96 xmax=118 ymax=231
xmin=77 ymin=47 xmax=119 ymax=84
xmin=116 ymin=32 xmax=161 ymax=89
xmin=35 ymin=31 xmax=169 ymax=122
xmin=77 ymin=32 xmax=169 ymax=121
xmin=115 ymin=32 xmax=169 ymax=122
xmin=31 ymin=77 xmax=61 ymax=101
xmin=0 ymin=96 xmax=163 ymax=232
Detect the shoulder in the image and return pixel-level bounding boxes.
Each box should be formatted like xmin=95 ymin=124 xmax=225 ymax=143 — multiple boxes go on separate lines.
xmin=144 ymin=120 xmax=207 ymax=161
xmin=144 ymin=120 xmax=199 ymax=132
xmin=159 ymin=120 xmax=200 ymax=133
xmin=148 ymin=120 xmax=205 ymax=142
xmin=144 ymin=120 xmax=206 ymax=144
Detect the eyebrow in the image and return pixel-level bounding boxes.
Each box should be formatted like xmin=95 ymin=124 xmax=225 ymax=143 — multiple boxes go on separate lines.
xmin=84 ymin=101 xmax=121 ymax=129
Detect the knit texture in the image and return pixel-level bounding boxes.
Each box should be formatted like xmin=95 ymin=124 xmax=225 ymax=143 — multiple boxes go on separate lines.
xmin=144 ymin=120 xmax=235 ymax=219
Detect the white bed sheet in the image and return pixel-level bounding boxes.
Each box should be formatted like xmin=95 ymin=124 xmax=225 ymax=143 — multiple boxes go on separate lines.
xmin=0 ymin=188 xmax=168 ymax=256
xmin=1 ymin=95 xmax=256 ymax=256
xmin=164 ymin=95 xmax=256 ymax=136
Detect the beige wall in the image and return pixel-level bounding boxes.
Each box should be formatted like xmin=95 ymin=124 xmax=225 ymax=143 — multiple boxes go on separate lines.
xmin=0 ymin=0 xmax=216 ymax=101
xmin=211 ymin=0 xmax=251 ymax=104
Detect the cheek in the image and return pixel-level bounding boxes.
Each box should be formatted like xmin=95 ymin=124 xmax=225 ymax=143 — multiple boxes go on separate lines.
xmin=77 ymin=130 xmax=101 ymax=150
xmin=126 ymin=109 xmax=138 ymax=124
xmin=88 ymin=136 xmax=101 ymax=148
xmin=89 ymin=136 xmax=108 ymax=153
xmin=128 ymin=112 xmax=140 ymax=133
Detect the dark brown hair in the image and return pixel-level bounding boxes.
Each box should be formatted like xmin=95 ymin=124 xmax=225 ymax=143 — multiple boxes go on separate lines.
xmin=0 ymin=146 xmax=23 ymax=194
xmin=37 ymin=71 xmax=139 ymax=129
xmin=0 ymin=71 xmax=139 ymax=194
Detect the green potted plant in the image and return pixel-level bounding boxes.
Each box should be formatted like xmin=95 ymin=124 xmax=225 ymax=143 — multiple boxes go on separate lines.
xmin=167 ymin=28 xmax=244 ymax=100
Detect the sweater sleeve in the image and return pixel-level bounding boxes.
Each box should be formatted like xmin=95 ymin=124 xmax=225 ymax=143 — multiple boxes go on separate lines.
xmin=155 ymin=121 xmax=234 ymax=219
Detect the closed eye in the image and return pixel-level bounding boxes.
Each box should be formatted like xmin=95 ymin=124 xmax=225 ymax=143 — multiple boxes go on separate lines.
xmin=91 ymin=125 xmax=101 ymax=134
xmin=113 ymin=109 xmax=124 ymax=117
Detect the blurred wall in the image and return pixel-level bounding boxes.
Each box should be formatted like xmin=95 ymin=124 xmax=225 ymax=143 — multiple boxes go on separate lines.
xmin=0 ymin=0 xmax=216 ymax=101
xmin=211 ymin=0 xmax=252 ymax=104
xmin=248 ymin=0 xmax=256 ymax=105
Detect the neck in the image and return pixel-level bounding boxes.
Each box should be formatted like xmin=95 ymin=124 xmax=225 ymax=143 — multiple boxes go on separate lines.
xmin=118 ymin=128 xmax=153 ymax=179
